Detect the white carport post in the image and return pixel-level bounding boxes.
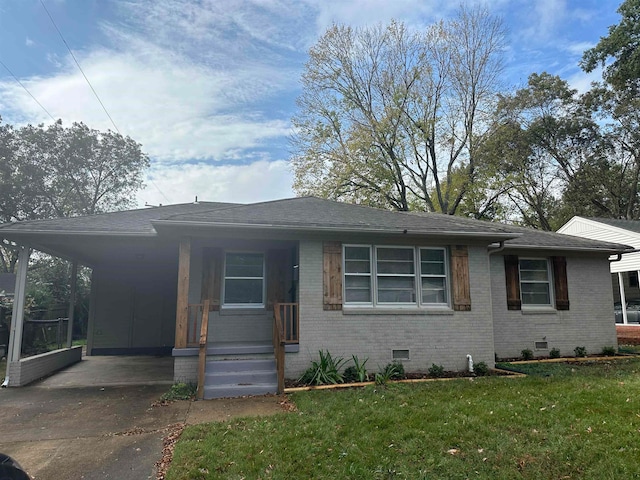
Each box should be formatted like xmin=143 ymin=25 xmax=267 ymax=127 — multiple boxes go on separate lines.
xmin=3 ymin=245 xmax=31 ymax=387
xmin=618 ymin=271 xmax=628 ymax=325
xmin=66 ymin=261 xmax=78 ymax=348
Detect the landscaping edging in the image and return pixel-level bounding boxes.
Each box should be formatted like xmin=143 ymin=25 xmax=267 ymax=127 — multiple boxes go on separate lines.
xmin=284 ymin=368 xmax=524 ymax=393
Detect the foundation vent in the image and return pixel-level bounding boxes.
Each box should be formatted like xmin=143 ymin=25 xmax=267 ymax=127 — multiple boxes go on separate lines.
xmin=392 ymin=349 xmax=410 ymax=361
xmin=534 ymin=341 xmax=548 ymax=350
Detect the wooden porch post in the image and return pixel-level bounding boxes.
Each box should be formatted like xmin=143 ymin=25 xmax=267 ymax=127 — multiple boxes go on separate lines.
xmin=3 ymin=245 xmax=30 ymax=386
xmin=175 ymin=237 xmax=191 ymax=349
xmin=66 ymin=261 xmax=78 ymax=348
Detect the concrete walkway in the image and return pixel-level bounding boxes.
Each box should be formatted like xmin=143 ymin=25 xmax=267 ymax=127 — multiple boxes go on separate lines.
xmin=0 ymin=356 xmax=286 ymax=479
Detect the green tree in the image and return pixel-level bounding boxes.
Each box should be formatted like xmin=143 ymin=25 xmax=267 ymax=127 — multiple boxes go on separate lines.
xmin=581 ymin=0 xmax=640 ymax=93
xmin=291 ymin=6 xmax=506 ymax=214
xmin=0 ymin=118 xmax=149 ymax=272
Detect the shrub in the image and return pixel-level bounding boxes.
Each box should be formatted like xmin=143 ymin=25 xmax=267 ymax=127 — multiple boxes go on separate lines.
xmin=574 ymin=346 xmax=588 ymax=357
xmin=161 ymin=383 xmax=197 ymax=401
xmin=375 ymin=362 xmax=404 ymax=385
xmin=299 ymin=350 xmax=346 ymax=385
xmin=521 ymin=348 xmax=534 ymax=360
xmin=428 ymin=363 xmax=445 ymax=377
xmin=601 ymin=346 xmax=616 ymax=356
xmin=343 ymin=355 xmax=369 ymax=383
xmin=474 ymin=361 xmax=489 ymax=376
xmin=549 ymin=348 xmax=561 ymax=359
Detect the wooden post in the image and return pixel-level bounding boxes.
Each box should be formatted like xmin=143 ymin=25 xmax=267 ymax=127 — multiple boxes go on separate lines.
xmin=66 ymin=261 xmax=78 ymax=348
xmin=175 ymin=237 xmax=191 ymax=349
xmin=197 ymin=299 xmax=210 ymax=400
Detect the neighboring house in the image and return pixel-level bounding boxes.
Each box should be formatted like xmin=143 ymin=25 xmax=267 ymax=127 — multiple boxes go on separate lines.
xmin=0 ymin=273 xmax=16 ymax=300
xmin=558 ymin=216 xmax=640 ymax=324
xmin=0 ymin=198 xmax=630 ymax=397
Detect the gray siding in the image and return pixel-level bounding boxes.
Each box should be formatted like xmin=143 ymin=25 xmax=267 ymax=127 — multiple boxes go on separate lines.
xmin=491 ymin=253 xmax=617 ymax=359
xmin=285 ymin=240 xmax=496 ymax=377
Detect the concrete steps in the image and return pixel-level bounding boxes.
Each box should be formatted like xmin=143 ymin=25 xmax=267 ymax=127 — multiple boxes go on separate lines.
xmin=203 ymin=357 xmax=278 ymax=399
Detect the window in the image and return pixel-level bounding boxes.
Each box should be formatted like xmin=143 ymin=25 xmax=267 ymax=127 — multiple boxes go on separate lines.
xmin=519 ymin=258 xmax=552 ymax=306
xmin=376 ymin=247 xmax=416 ymax=304
xmin=223 ymin=252 xmax=264 ymax=306
xmin=343 ymin=245 xmax=449 ymax=308
xmin=344 ymin=246 xmax=372 ymax=304
xmin=420 ymin=248 xmax=448 ymax=304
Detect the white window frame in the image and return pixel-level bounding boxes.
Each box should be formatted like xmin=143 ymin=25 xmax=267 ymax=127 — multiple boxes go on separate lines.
xmin=375 ymin=246 xmax=417 ymax=306
xmin=222 ymin=251 xmax=266 ymax=308
xmin=342 ymin=244 xmax=450 ymax=309
xmin=518 ymin=257 xmax=553 ymax=307
xmin=419 ymin=247 xmax=449 ymax=305
xmin=343 ymin=245 xmax=373 ymax=306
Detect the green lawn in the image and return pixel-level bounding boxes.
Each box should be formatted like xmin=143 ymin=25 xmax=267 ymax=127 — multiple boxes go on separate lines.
xmin=167 ymin=359 xmax=640 ymax=479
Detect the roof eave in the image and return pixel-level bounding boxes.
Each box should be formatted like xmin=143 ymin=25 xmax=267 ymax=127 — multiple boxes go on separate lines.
xmin=151 ymin=219 xmax=520 ymax=240
xmin=0 ymin=230 xmax=157 ymax=238
xmin=504 ymin=244 xmax=631 ymax=254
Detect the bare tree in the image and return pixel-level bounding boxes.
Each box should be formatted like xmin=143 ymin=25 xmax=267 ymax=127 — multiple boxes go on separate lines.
xmin=290 ymin=6 xmax=505 ymax=213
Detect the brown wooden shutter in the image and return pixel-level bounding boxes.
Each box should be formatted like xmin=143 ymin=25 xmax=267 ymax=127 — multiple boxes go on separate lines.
xmin=504 ymin=255 xmax=522 ymax=310
xmin=552 ymin=256 xmax=570 ymax=310
xmin=323 ymin=241 xmax=343 ymax=310
xmin=450 ymin=245 xmax=471 ymax=311
xmin=201 ymin=248 xmax=222 ymax=311
xmin=266 ymin=249 xmax=288 ymax=309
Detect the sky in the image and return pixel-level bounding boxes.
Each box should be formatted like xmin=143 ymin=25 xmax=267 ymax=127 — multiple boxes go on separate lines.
xmin=0 ymin=0 xmax=624 ymax=207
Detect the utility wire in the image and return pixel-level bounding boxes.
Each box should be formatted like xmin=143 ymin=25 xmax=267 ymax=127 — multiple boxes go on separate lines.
xmin=39 ymin=0 xmax=172 ymax=205
xmin=0 ymin=58 xmax=57 ymax=122
xmin=40 ymin=0 xmax=120 ymax=134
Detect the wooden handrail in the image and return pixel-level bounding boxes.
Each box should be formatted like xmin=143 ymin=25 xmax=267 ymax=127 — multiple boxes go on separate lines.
xmin=273 ymin=304 xmax=285 ymax=394
xmin=273 ymin=302 xmax=299 ymax=394
xmin=186 ymin=303 xmax=204 ymax=347
xmin=196 ymin=299 xmax=210 ymax=400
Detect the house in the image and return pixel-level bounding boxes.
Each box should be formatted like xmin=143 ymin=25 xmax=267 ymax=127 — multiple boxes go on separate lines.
xmin=558 ymin=216 xmax=640 ymax=325
xmin=0 ymin=197 xmax=629 ymax=397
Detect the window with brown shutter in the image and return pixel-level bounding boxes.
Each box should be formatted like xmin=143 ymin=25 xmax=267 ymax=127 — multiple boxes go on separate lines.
xmin=323 ymin=241 xmax=343 ymax=310
xmin=451 ymin=245 xmax=471 ymax=311
xmin=504 ymin=255 xmax=522 ymax=310
xmin=552 ymin=256 xmax=570 ymax=310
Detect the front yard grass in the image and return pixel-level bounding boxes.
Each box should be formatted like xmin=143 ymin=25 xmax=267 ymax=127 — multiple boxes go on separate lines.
xmin=167 ymin=358 xmax=640 ymax=479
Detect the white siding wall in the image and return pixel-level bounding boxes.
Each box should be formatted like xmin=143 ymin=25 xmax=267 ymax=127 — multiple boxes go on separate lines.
xmin=491 ymin=253 xmax=617 ymax=359
xmin=284 ymin=240 xmax=495 ymax=377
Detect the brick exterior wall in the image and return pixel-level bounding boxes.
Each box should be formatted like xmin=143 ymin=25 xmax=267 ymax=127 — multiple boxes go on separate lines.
xmin=7 ymin=346 xmax=82 ymax=386
xmin=491 ymin=253 xmax=617 ymax=359
xmin=173 ymin=356 xmax=198 ymax=384
xmin=284 ymin=240 xmax=496 ymax=377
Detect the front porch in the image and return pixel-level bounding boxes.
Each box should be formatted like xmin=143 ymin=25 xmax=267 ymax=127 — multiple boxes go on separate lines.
xmin=173 ymin=237 xmax=300 ymax=399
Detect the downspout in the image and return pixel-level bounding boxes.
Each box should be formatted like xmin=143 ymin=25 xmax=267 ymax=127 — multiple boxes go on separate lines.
xmin=487 ymin=240 xmax=505 ymax=255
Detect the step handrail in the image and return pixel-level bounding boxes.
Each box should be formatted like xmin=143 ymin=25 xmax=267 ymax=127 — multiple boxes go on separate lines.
xmin=196 ymin=299 xmax=211 ymax=400
xmin=273 ymin=303 xmax=286 ymax=393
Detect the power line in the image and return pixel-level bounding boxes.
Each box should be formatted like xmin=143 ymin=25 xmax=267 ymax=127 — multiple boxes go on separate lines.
xmin=39 ymin=0 xmax=172 ymax=204
xmin=40 ymin=0 xmax=121 ymax=134
xmin=0 ymin=58 xmax=57 ymax=122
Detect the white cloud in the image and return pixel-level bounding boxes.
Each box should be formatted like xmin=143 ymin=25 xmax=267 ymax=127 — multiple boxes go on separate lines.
xmin=25 ymin=36 xmax=35 ymax=47
xmin=139 ymin=159 xmax=294 ymax=206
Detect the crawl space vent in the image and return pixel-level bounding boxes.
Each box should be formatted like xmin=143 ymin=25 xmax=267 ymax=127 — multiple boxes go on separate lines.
xmin=392 ymin=349 xmax=410 ymax=361
xmin=534 ymin=341 xmax=548 ymax=350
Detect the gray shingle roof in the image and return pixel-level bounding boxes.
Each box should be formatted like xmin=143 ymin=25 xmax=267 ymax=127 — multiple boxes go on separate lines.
xmin=586 ymin=217 xmax=640 ymax=234
xmin=0 ymin=202 xmax=237 ymax=236
xmin=156 ymin=197 xmax=517 ymax=238
xmin=0 ymin=196 xmax=631 ymax=252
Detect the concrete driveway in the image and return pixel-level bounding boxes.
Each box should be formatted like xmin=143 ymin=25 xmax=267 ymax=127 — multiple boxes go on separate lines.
xmin=0 ymin=356 xmax=286 ymax=479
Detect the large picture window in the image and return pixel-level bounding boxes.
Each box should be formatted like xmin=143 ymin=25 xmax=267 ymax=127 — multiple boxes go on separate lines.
xmin=223 ymin=252 xmax=264 ymax=306
xmin=519 ymin=258 xmax=552 ymax=306
xmin=343 ymin=245 xmax=449 ymax=308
